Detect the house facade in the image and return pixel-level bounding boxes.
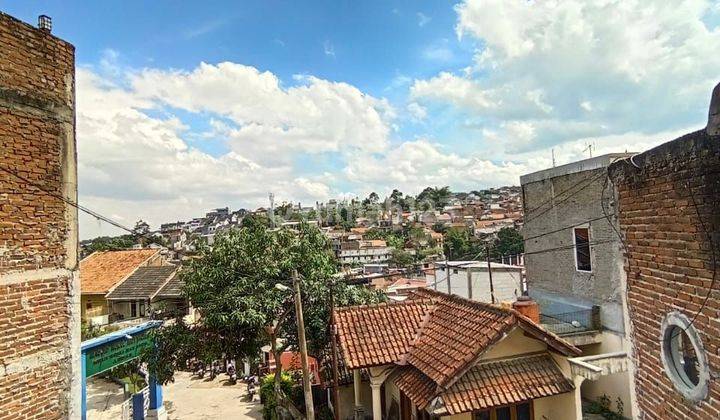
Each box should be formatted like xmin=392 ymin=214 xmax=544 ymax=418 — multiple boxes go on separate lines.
xmin=105 ymin=265 xmax=185 ymax=320
xmin=520 ymin=153 xmax=636 ymax=417
xmin=80 ymin=249 xmax=164 ymax=325
xmin=334 ymin=289 xmax=584 ymax=420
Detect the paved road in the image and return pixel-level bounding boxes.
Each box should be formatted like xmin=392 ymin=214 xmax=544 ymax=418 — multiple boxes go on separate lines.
xmin=86 ymin=377 xmax=127 ymax=420
xmin=165 ymin=371 xmax=262 ymax=419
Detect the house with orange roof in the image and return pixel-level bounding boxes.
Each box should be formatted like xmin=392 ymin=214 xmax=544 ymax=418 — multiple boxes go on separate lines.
xmin=333 ymin=289 xmax=585 ymax=420
xmin=80 ymin=249 xmax=165 ymax=325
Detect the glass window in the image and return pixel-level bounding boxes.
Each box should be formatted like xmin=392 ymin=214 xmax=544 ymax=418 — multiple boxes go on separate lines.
xmin=573 ymin=227 xmax=591 ymax=271
xmin=472 ymin=411 xmax=490 ymax=420
xmin=660 ymin=311 xmax=709 ymax=401
xmin=516 ymin=402 xmax=532 ymax=420
xmin=495 ymin=407 xmax=511 ymax=420
xmin=666 ymin=326 xmax=700 ymax=386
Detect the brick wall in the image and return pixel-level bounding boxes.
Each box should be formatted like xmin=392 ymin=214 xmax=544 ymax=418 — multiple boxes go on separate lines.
xmin=609 ymin=128 xmax=720 ymax=418
xmin=0 ymin=12 xmax=79 ymax=419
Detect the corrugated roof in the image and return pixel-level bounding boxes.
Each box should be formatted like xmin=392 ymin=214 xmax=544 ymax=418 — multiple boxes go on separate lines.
xmin=156 ymin=271 xmax=184 ymax=298
xmin=106 ymin=265 xmax=178 ymax=300
xmin=80 ymin=249 xmax=159 ymax=294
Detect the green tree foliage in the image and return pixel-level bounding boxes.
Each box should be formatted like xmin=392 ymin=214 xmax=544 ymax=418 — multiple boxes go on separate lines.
xmin=490 ymin=227 xmax=524 ymax=258
xmin=417 ymin=186 xmax=452 ymax=209
xmin=444 ymin=227 xmax=485 ymax=260
xmin=144 ymin=220 xmax=384 ymax=389
xmin=389 ymin=249 xmax=415 ymax=269
xmin=82 ymin=235 xmax=136 ymax=255
xmin=260 ymin=372 xmax=294 ymax=420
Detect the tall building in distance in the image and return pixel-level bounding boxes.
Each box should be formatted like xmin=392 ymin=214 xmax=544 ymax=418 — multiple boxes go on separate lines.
xmin=0 ymin=12 xmax=80 ymax=418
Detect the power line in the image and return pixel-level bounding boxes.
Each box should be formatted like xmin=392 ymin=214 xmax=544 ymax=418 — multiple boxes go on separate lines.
xmin=0 ymin=165 xmax=140 ymax=235
xmin=523 ymin=170 xmax=607 ymax=226
xmin=601 ymin=159 xmax=718 ymax=343
xmin=523 ymin=215 xmax=609 ymax=242
xmin=523 ymin=169 xmax=606 ymax=217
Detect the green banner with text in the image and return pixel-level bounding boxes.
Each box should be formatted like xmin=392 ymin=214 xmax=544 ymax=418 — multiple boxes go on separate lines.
xmin=85 ymin=333 xmax=153 ymax=378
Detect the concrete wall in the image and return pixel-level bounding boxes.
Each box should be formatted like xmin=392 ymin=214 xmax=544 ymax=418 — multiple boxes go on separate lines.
xmin=609 ymin=120 xmax=720 ymax=418
xmin=429 ymin=267 xmax=523 ymax=304
xmin=577 ymin=331 xmax=634 ymax=418
xmin=336 ymin=380 xmax=372 ymax=420
xmin=521 ymin=156 xmax=628 ymax=333
xmin=0 ymin=12 xmax=79 ymax=419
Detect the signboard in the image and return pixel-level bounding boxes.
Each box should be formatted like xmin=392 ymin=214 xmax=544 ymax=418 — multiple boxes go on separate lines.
xmin=85 ymin=332 xmax=153 ymax=378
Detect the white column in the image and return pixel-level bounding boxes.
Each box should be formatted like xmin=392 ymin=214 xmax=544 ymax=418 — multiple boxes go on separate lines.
xmin=370 ymin=382 xmax=382 ymax=420
xmin=353 ymin=369 xmax=361 ymax=408
xmin=353 ymin=369 xmax=364 ymax=420
xmin=573 ymin=375 xmax=585 ymax=420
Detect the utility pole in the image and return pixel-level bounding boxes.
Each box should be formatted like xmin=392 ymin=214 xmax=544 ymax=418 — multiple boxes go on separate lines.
xmin=292 ymin=269 xmax=315 ymax=420
xmin=446 ymin=262 xmax=451 ymax=294
xmin=269 ymin=192 xmax=276 ymax=228
xmin=329 ymin=280 xmax=340 ymax=420
xmin=486 ymin=248 xmax=495 ymax=304
xmin=551 ymin=148 xmax=556 ymax=167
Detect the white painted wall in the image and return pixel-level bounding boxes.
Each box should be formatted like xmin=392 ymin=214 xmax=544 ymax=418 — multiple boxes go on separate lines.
xmin=429 ymin=267 xmax=523 ymax=303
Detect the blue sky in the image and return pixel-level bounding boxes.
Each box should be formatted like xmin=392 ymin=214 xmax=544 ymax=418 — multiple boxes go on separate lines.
xmin=2 ymin=1 xmax=719 ymax=238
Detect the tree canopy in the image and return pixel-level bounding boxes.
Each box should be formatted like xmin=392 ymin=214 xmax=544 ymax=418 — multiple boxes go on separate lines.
xmin=144 ymin=219 xmax=384 ymax=384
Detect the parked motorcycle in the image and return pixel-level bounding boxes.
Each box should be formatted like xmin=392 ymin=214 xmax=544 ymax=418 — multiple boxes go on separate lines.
xmin=246 ymin=377 xmax=256 ymax=400
xmin=227 ymin=364 xmax=237 ymax=385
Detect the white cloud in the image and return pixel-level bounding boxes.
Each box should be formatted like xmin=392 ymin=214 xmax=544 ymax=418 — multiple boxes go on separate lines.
xmin=76 ymin=61 xmax=396 ymax=238
xmin=412 ymin=0 xmax=720 ymax=152
xmin=407 ymin=102 xmax=428 ymax=121
xmin=323 ymin=40 xmax=336 ymax=57
xmin=417 ymin=12 xmax=432 ymax=27
xmin=130 ymin=62 xmax=393 ymax=164
xmin=421 ymin=41 xmax=455 ymax=62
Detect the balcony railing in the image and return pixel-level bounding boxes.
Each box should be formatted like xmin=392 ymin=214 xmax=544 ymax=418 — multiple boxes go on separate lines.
xmin=539 ymin=306 xmax=600 ymax=335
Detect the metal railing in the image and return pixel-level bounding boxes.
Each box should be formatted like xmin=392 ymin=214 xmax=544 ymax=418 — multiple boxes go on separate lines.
xmin=539 ymin=306 xmax=600 ymax=335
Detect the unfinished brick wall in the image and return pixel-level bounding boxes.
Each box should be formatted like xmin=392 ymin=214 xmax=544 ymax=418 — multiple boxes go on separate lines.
xmin=0 ymin=12 xmax=79 ymax=419
xmin=610 ymin=128 xmax=720 ymax=418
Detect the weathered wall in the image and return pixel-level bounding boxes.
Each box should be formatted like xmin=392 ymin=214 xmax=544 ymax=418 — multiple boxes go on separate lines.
xmin=0 ymin=12 xmax=79 ymax=419
xmin=522 ymin=159 xmax=628 ymax=333
xmin=431 ymin=267 xmax=523 ymax=304
xmin=609 ymin=124 xmax=720 ymax=418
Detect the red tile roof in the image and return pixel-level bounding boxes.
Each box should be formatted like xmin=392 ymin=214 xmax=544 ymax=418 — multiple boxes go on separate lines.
xmin=395 ymin=353 xmax=573 ymax=415
xmin=334 ymin=300 xmax=432 ymax=369
xmin=441 ymin=353 xmax=574 ymax=414
xmin=80 ymin=249 xmax=159 ymax=294
xmin=334 ymin=288 xmax=581 ymax=414
xmin=405 ymin=292 xmax=516 ymax=387
xmin=394 ymin=366 xmax=437 ymax=410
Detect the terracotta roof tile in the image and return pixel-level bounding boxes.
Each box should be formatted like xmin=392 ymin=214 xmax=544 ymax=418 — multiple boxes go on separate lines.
xmin=335 ymin=289 xmax=581 ymax=414
xmin=394 ymin=366 xmax=437 ymax=410
xmin=80 ymin=249 xmax=159 ymax=294
xmin=334 ymin=300 xmax=432 ymax=369
xmin=405 ymin=291 xmax=517 ymax=387
xmin=441 ymin=353 xmax=574 ymax=415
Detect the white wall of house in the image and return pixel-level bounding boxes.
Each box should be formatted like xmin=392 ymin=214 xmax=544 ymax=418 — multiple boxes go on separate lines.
xmin=576 ymin=331 xmax=633 ymax=418
xmin=428 ymin=266 xmax=523 ymax=304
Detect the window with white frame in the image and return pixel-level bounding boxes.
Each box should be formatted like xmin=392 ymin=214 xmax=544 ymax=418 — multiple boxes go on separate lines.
xmin=573 ymin=227 xmax=591 ymax=272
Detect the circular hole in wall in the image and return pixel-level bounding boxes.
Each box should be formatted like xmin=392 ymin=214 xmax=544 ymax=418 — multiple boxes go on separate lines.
xmin=660 ymin=311 xmax=709 ymax=402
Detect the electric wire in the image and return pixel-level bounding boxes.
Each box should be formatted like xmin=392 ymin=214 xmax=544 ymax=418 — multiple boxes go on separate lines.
xmin=0 ymin=165 xmax=146 ymax=235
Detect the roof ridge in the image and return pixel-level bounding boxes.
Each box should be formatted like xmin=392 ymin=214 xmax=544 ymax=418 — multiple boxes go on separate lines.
xmin=334 ymin=298 xmax=432 ymax=313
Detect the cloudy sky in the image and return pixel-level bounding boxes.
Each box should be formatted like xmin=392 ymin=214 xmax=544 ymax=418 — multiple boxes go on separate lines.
xmin=5 ymin=0 xmax=720 ymax=238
